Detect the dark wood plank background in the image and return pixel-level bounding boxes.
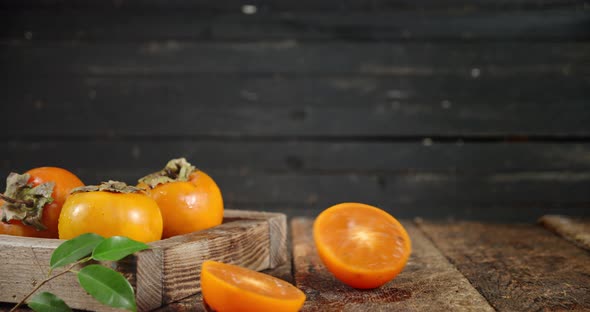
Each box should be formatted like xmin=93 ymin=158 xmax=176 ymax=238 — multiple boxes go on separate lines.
xmin=1 ymin=0 xmax=589 ymax=220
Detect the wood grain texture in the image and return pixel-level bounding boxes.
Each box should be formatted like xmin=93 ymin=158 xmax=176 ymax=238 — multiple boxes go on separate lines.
xmin=136 ymin=248 xmax=164 ymax=311
xmin=223 ymin=210 xmax=288 ymax=267
xmin=292 ymin=218 xmax=494 ymax=311
xmin=2 ymin=75 xmax=589 ymax=137
xmin=4 ymin=142 xmax=590 ymax=174
xmin=2 ymin=0 xmax=589 ymax=224
xmin=3 ymin=10 xmax=588 ymax=41
xmin=418 ymin=221 xmax=590 ymax=311
xmin=539 ymin=215 xmax=590 ymax=251
xmin=0 ymin=235 xmax=125 ymax=312
xmin=151 ymin=219 xmax=271 ymax=306
xmin=0 ymin=0 xmax=584 ymax=10
xmin=2 ymin=42 xmax=587 ymax=77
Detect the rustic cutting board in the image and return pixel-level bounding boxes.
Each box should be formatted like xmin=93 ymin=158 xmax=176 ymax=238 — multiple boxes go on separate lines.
xmin=0 ymin=210 xmax=287 ymax=311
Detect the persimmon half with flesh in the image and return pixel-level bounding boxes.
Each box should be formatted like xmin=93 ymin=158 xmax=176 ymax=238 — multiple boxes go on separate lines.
xmin=313 ymin=202 xmax=411 ymax=289
xmin=200 ymin=260 xmax=306 ymax=312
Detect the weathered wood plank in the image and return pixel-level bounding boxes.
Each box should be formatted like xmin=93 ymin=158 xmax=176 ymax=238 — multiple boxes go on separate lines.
xmin=418 ymin=221 xmax=590 ymax=311
xmin=223 ymin=210 xmax=288 ymax=268
xmin=0 ymin=0 xmax=584 ymax=11
xmin=2 ymin=42 xmax=587 ymax=77
xmin=4 ymin=141 xmax=590 ymax=174
xmin=539 ymin=215 xmax=590 ymax=251
xmin=3 ymin=10 xmax=588 ymax=41
xmin=6 ymin=75 xmax=589 ymax=110
xmin=154 ymin=220 xmax=270 ymax=306
xmin=292 ymin=218 xmax=494 ymax=311
xmin=136 ymin=247 xmax=164 ymax=311
xmin=0 ymin=235 xmax=124 ymax=312
xmin=2 ymin=75 xmax=588 ymax=136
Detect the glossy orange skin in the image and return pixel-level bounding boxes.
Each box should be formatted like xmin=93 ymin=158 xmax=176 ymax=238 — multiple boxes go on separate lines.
xmin=313 ymin=203 xmax=412 ymax=289
xmin=0 ymin=167 xmax=84 ymax=238
xmin=144 ymin=170 xmax=224 ymax=239
xmin=201 ymin=260 xmax=306 ymax=312
xmin=59 ymin=191 xmax=163 ymax=243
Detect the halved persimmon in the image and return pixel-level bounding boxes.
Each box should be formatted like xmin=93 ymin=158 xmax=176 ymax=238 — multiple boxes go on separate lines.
xmin=200 ymin=260 xmax=306 ymax=312
xmin=313 ymin=202 xmax=411 ymax=289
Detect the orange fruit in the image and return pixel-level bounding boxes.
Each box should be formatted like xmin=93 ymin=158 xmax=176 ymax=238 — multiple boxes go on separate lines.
xmin=313 ymin=202 xmax=411 ymax=289
xmin=138 ymin=158 xmax=224 ymax=238
xmin=201 ymin=260 xmax=306 ymax=312
xmin=148 ymin=170 xmax=223 ymax=238
xmin=0 ymin=167 xmax=83 ymax=238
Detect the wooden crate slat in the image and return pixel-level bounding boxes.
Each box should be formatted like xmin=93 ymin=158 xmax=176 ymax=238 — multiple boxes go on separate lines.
xmin=136 ymin=248 xmax=164 ymax=311
xmin=224 ymin=210 xmax=288 ymax=268
xmin=0 ymin=235 xmax=122 ymax=311
xmin=158 ymin=220 xmax=270 ymax=306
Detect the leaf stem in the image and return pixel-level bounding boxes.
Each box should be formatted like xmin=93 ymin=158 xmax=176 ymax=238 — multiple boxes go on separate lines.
xmin=10 ymin=262 xmax=79 ymax=312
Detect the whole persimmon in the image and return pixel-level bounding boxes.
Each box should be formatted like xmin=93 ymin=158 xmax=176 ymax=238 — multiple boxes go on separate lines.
xmin=138 ymin=158 xmax=224 ymax=239
xmin=0 ymin=167 xmax=84 ymax=238
xmin=59 ymin=181 xmax=163 ymax=243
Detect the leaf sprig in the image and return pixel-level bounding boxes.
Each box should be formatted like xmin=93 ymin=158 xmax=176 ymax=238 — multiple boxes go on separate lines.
xmin=11 ymin=233 xmax=149 ymax=312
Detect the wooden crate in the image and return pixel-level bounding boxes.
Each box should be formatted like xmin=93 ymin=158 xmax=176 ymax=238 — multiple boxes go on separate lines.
xmin=0 ymin=210 xmax=287 ymax=311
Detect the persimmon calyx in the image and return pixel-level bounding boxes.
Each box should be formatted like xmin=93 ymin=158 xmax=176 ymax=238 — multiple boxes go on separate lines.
xmin=0 ymin=172 xmax=55 ymax=231
xmin=138 ymin=157 xmax=197 ymax=189
xmin=71 ymin=180 xmax=144 ymax=194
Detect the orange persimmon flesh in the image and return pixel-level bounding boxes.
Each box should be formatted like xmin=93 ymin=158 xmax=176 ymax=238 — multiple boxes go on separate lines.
xmin=313 ymin=202 xmax=411 ymax=289
xmin=201 ymin=260 xmax=306 ymax=312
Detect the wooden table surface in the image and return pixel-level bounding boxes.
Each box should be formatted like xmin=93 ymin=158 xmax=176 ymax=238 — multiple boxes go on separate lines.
xmin=155 ymin=215 xmax=590 ymax=312
xmin=2 ymin=215 xmax=589 ymax=312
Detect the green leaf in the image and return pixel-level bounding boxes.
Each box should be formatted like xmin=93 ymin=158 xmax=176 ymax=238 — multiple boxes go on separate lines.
xmin=27 ymin=292 xmax=72 ymax=312
xmin=50 ymin=233 xmax=105 ymax=269
xmin=77 ymin=264 xmax=137 ymax=312
xmin=92 ymin=236 xmax=150 ymax=261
